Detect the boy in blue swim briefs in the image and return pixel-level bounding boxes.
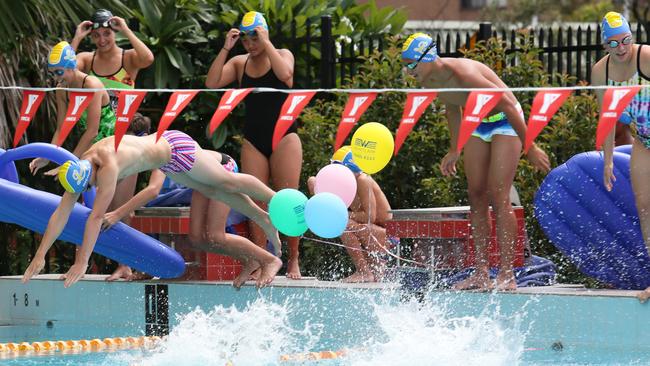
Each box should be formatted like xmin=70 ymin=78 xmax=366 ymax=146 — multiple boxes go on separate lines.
xmin=21 ymin=132 xmax=282 ymax=288
xmin=402 ymin=33 xmax=551 ymax=291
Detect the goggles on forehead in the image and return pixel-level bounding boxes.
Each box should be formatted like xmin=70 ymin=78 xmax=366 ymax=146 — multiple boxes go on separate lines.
xmin=406 ymin=41 xmax=435 ymax=70
xmin=92 ymin=20 xmax=112 ymax=29
xmin=52 ymin=69 xmax=65 ymax=76
xmin=607 ymin=35 xmax=632 ymax=48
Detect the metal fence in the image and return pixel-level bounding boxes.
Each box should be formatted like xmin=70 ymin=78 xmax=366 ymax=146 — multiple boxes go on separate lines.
xmin=270 ymin=16 xmax=648 ymax=88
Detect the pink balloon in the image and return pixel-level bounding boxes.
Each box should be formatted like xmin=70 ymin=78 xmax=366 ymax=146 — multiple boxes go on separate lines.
xmin=314 ymin=164 xmax=357 ymax=207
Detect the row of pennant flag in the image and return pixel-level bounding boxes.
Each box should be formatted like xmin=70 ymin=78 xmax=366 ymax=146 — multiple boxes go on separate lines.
xmin=12 ymin=86 xmax=643 ymax=154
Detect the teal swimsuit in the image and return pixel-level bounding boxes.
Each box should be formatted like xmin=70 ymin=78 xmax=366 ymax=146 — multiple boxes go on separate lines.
xmin=471 ymin=103 xmax=522 ymax=143
xmin=607 ymin=45 xmax=650 ymax=148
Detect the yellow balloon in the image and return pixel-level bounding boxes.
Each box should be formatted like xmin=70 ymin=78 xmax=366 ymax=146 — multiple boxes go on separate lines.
xmin=350 ymin=122 xmax=394 ymax=174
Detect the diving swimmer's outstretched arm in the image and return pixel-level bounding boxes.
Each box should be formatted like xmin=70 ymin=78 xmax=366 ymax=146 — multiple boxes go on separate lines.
xmin=22 ymin=191 xmax=80 ymax=283
xmin=61 ymin=162 xmax=118 ymax=287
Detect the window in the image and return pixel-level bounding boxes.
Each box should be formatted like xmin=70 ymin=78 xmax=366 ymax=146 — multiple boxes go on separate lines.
xmin=461 ymin=0 xmax=507 ymax=9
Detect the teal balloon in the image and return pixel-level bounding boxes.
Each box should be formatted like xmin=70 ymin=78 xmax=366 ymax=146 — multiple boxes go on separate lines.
xmin=305 ymin=192 xmax=349 ymax=238
xmin=269 ymin=189 xmax=308 ymax=236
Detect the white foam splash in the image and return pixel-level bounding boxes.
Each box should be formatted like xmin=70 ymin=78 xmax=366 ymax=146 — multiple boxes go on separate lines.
xmin=348 ymin=297 xmax=526 ymax=366
xmin=122 ymin=298 xmax=321 ymax=366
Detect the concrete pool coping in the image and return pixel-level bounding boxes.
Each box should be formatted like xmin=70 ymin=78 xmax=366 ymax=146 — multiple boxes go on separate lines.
xmin=2 ymin=274 xmax=645 ymax=299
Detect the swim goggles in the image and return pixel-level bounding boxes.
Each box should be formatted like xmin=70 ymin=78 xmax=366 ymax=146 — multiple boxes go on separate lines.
xmin=92 ymin=20 xmax=112 ymax=29
xmin=406 ymin=41 xmax=436 ymax=70
xmin=607 ymin=35 xmax=632 ymax=48
xmin=239 ymin=30 xmax=258 ymax=37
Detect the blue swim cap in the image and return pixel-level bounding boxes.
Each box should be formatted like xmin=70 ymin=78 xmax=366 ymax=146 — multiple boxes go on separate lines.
xmin=239 ymin=11 xmax=268 ymax=34
xmin=331 ymin=146 xmax=361 ymax=174
xmin=58 ymin=160 xmax=92 ymax=193
xmin=602 ymin=12 xmax=631 ymax=42
xmin=48 ymin=41 xmax=77 ymax=70
xmin=402 ymin=33 xmax=437 ymax=63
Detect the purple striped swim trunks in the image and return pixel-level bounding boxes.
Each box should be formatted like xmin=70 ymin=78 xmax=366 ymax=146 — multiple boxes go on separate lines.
xmin=159 ymin=130 xmax=197 ymax=174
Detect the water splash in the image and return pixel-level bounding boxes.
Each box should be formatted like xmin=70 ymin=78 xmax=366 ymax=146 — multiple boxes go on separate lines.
xmin=347 ymin=296 xmax=526 ymax=366
xmin=119 ymin=298 xmax=322 ymax=366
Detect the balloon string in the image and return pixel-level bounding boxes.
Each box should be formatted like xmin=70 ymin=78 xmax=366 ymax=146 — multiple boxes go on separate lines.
xmin=302 ymin=182 xmax=429 ymax=269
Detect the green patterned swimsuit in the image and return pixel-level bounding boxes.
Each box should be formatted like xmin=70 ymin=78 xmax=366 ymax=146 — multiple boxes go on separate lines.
xmin=76 ymin=75 xmax=116 ymax=142
xmin=79 ymin=50 xmax=136 ymax=142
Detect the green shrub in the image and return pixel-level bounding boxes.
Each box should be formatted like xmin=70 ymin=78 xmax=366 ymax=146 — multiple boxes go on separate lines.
xmin=299 ymin=34 xmax=602 ymax=284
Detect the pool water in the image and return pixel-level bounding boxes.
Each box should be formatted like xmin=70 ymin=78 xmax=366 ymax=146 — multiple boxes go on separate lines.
xmin=1 ymin=284 xmax=648 ymax=366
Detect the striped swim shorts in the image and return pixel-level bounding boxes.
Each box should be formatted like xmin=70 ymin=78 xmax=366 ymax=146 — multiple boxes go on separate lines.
xmin=159 ymin=130 xmax=197 ymax=174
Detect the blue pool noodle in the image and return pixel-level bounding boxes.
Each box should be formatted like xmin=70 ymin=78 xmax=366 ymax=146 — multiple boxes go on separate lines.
xmin=534 ymin=146 xmax=650 ymax=289
xmin=0 ymin=145 xmax=185 ymax=279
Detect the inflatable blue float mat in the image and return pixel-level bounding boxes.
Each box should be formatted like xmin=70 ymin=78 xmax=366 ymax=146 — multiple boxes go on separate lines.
xmin=0 ymin=144 xmax=184 ymax=279
xmin=0 ymin=178 xmax=185 ymax=278
xmin=534 ymin=146 xmax=650 ymax=289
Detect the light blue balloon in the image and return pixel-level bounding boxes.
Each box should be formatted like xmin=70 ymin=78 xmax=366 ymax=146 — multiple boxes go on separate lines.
xmin=305 ymin=192 xmax=349 ymax=238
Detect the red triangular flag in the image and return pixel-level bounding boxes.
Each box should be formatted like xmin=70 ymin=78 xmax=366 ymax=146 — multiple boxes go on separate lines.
xmin=13 ymin=90 xmax=45 ymax=147
xmin=394 ymin=92 xmax=437 ymax=155
xmin=209 ymin=88 xmax=253 ymax=134
xmin=524 ymin=89 xmax=572 ymax=153
xmin=333 ymin=93 xmax=377 ymax=150
xmin=58 ymin=91 xmax=95 ymax=146
xmin=156 ymin=91 xmax=199 ymax=141
xmin=114 ymin=90 xmax=147 ymax=150
xmin=272 ymin=91 xmax=316 ymax=151
xmin=595 ymin=86 xmax=641 ymax=150
xmin=457 ymin=91 xmax=503 ymax=152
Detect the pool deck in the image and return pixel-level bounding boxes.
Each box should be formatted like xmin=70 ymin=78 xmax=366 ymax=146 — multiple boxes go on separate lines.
xmin=1 ymin=274 xmax=645 ymax=299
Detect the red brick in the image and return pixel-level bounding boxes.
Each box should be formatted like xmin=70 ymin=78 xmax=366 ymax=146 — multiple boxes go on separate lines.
xmin=429 ymin=221 xmax=441 ymax=237
xmin=514 ymin=207 xmax=524 ymax=219
xmin=160 ymin=218 xmax=170 ymax=233
xmin=151 ymin=218 xmax=162 ymax=233
xmin=454 ymin=221 xmax=470 ymax=238
xmin=406 ymin=221 xmax=418 ymax=237
xmin=417 ymin=221 xmax=429 ymax=237
xmin=440 ymin=221 xmax=455 ymax=238
xmin=170 ymin=218 xmax=180 ymax=233
xmin=130 ymin=217 xmax=141 ymax=230
xmin=385 ymin=221 xmax=398 ymax=237
xmin=141 ymin=218 xmax=152 ymax=233
xmin=179 ymin=218 xmax=190 ymax=234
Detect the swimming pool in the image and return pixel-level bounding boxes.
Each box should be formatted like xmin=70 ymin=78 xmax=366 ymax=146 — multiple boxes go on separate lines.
xmin=0 ymin=275 xmax=648 ymax=365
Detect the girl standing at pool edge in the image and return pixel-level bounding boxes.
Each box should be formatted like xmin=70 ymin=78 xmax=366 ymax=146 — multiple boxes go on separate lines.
xmin=206 ymin=11 xmax=304 ymax=279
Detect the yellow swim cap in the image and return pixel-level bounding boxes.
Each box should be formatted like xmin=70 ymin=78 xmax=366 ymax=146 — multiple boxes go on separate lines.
xmin=48 ymin=41 xmax=77 ymax=69
xmin=331 ymin=146 xmax=361 ymax=173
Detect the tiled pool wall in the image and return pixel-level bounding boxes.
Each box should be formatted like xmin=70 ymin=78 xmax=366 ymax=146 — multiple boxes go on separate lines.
xmin=0 ymin=276 xmax=648 ymax=352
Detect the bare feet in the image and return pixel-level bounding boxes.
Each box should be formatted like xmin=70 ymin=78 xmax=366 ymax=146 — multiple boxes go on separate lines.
xmin=452 ymin=273 xmax=493 ymax=291
xmin=637 ymin=287 xmax=650 ymax=303
xmin=257 ymin=257 xmax=283 ymax=288
xmin=341 ymin=271 xmax=376 ymax=283
xmin=233 ymin=260 xmax=261 ymax=289
xmin=286 ymin=258 xmax=302 ymax=280
xmin=495 ymin=271 xmax=517 ymax=292
xmin=106 ymin=265 xmax=133 ymax=281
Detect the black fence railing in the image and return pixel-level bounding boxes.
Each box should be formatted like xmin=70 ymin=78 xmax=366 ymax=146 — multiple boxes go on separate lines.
xmin=218 ymin=16 xmax=648 ymax=88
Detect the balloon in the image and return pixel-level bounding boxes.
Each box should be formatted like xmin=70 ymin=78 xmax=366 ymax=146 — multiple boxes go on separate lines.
xmin=314 ymin=164 xmax=357 ymax=207
xmin=269 ymin=188 xmax=308 ymax=236
xmin=350 ymin=122 xmax=394 ymax=174
xmin=305 ymin=192 xmax=348 ymax=238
